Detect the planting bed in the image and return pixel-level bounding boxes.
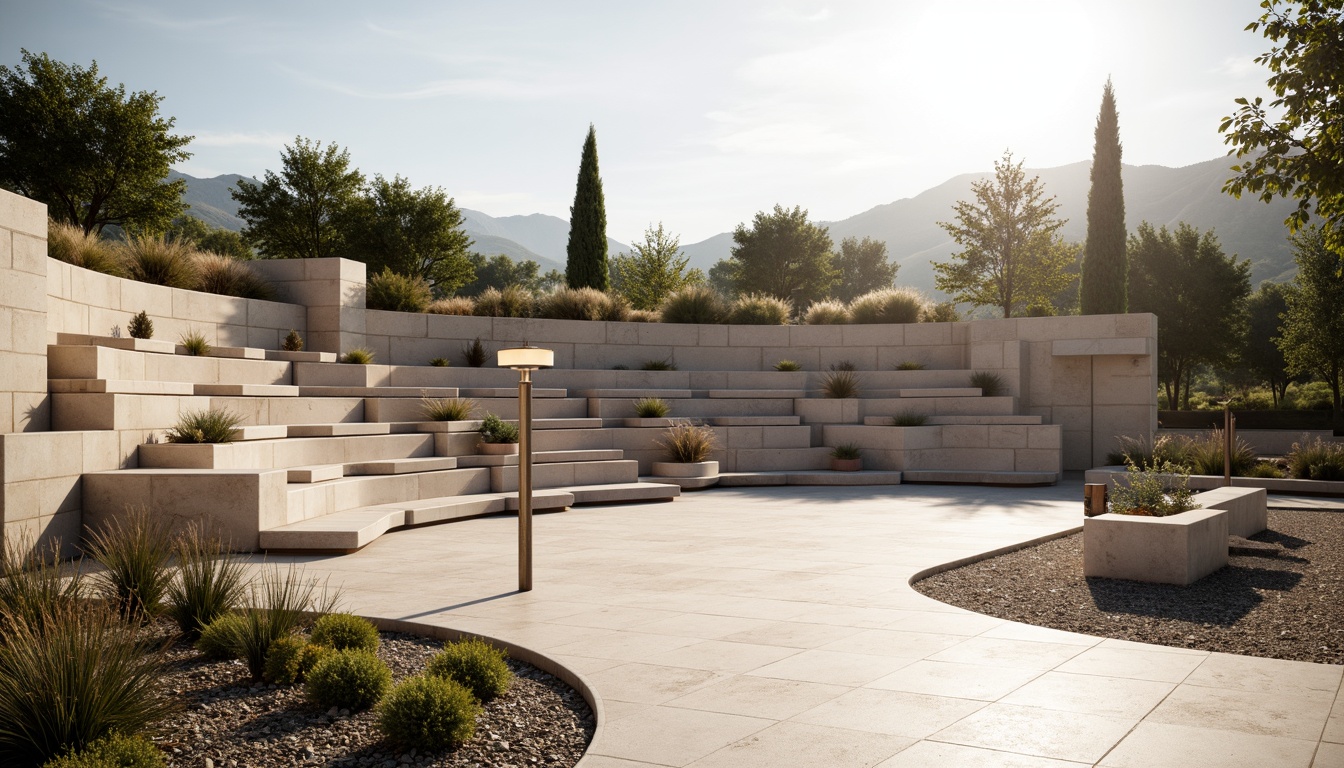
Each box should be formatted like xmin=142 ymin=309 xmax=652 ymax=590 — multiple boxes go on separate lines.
xmin=914 ymin=509 xmax=1344 ymax=665
xmin=154 ymin=628 xmax=593 ymax=767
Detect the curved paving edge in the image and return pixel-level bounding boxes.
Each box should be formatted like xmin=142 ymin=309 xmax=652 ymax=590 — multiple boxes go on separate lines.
xmin=906 ymin=525 xmax=1084 ymax=585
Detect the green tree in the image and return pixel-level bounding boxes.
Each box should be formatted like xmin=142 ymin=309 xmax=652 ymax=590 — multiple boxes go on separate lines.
xmin=231 ymin=137 xmax=364 ymax=259
xmin=1243 ymin=281 xmax=1293 ymax=407
xmin=933 ymin=151 xmax=1072 ymax=317
xmin=1129 ymin=222 xmax=1252 ymax=409
xmin=0 ymin=50 xmax=192 ymax=235
xmin=343 ymin=174 xmax=474 ymax=294
xmin=728 ymin=204 xmax=836 ymax=308
xmin=457 ymin=253 xmax=542 ymax=296
xmin=707 ymin=259 xmax=740 ymax=298
xmin=165 ymin=215 xmax=253 ymax=259
xmin=1279 ymin=227 xmax=1344 ymax=419
xmin=611 ymin=223 xmax=705 ymax=310
xmin=832 ymin=236 xmax=898 ymax=302
xmin=1221 ymin=0 xmax=1344 ymax=262
xmin=1079 ymin=78 xmax=1127 ymax=314
xmin=565 ymin=124 xmax=609 ymax=290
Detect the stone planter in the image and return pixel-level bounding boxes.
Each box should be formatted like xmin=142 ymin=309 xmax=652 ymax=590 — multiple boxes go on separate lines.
xmin=651 ymin=460 xmax=719 ymax=490
xmin=1083 ymin=508 xmax=1229 ymax=585
xmin=831 ymin=458 xmax=862 ymax=472
xmin=479 ymin=442 xmax=519 ymax=456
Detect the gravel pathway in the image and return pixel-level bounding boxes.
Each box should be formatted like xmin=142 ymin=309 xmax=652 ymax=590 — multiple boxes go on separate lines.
xmin=154 ymin=631 xmax=593 ymax=767
xmin=914 ymin=509 xmax=1344 ymax=665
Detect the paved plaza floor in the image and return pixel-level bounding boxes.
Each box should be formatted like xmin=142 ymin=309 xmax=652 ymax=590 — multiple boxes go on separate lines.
xmin=269 ymin=482 xmax=1344 ymax=767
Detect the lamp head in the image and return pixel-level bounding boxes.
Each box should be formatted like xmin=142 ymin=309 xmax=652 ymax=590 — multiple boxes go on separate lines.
xmin=497 ymin=343 xmax=554 ymax=371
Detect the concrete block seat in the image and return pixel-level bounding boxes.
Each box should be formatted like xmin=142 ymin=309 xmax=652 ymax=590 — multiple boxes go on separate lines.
xmin=456 ymin=449 xmax=624 ymax=467
xmin=55 ymin=333 xmax=177 ymax=355
xmin=706 ymin=389 xmax=806 ymax=399
xmin=296 ymin=386 xmax=461 ymax=398
xmin=489 ymin=459 xmax=641 ymax=493
xmin=193 ymin=384 xmax=299 ymax=397
xmin=138 ymin=432 xmax=439 ymax=470
xmin=49 ymin=378 xmax=196 ymax=395
xmin=345 ymin=456 xmax=459 ymax=475
xmin=458 ymin=387 xmax=567 ymax=398
xmin=591 ymin=396 xmax=795 ymax=420
xmin=48 ymin=344 xmax=294 ymax=386
xmin=853 ymin=396 xmax=1020 ymax=418
xmin=368 ymin=395 xmax=586 ymax=423
xmin=716 ymin=470 xmax=903 ymax=487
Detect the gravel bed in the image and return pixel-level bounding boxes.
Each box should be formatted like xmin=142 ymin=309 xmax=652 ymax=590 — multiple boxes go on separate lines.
xmin=913 ymin=509 xmax=1344 ymax=665
xmin=153 ymin=630 xmax=593 ymax=767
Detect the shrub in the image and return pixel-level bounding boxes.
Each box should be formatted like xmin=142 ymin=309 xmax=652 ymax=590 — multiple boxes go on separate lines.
xmin=165 ymin=408 xmax=243 ymax=444
xmin=421 ymin=397 xmax=476 ymax=422
xmin=0 ymin=536 xmax=84 ymax=635
xmin=1109 ymin=460 xmax=1200 ymax=517
xmin=195 ymin=612 xmax=246 ymax=660
xmin=659 ymin=284 xmax=728 ymax=324
xmin=895 ymin=360 xmax=927 ymax=370
xmin=305 ymin=649 xmax=391 ymax=711
xmin=820 ymin=370 xmax=860 ymax=398
xmin=656 ymin=422 xmax=719 ymax=463
xmin=728 ymin=293 xmax=791 ymax=325
xmin=1287 ymin=435 xmax=1344 ymax=480
xmin=829 ymin=360 xmax=857 ymax=371
xmin=633 ymin=397 xmax=670 ymax=418
xmin=472 ymin=285 xmax=534 ymax=318
xmin=282 ymin=329 xmax=304 ymax=352
xmin=478 ymin=413 xmax=519 ymax=444
xmin=427 ymin=296 xmax=475 ymax=316
xmin=641 ymin=358 xmax=677 ymax=371
xmin=774 ymin=360 xmax=802 ymax=372
xmin=193 ymin=252 xmax=273 ymax=300
xmin=830 ymin=443 xmax=861 ymax=460
xmin=849 ymin=287 xmax=929 ymax=324
xmin=178 ymin=330 xmax=210 ymax=356
xmin=0 ymin=605 xmax=173 ymax=765
xmin=224 ymin=565 xmax=339 ymax=679
xmin=40 ymin=732 xmax=165 ymax=768
xmin=892 ymin=410 xmax=928 ymax=426
xmin=311 ymin=613 xmax=380 ymax=653
xmin=537 ymin=286 xmax=618 ymax=321
xmin=803 ymin=300 xmax=850 ymax=325
xmin=425 ymin=637 xmax=512 ymax=702
xmin=1185 ymin=429 xmax=1258 ymax=476
xmin=429 ymin=357 xmax=450 ymax=367
xmin=969 ymin=371 xmax=1005 ymax=397
xmin=378 ymin=675 xmax=480 ymax=751
xmin=83 ymin=507 xmax=174 ymax=623
xmin=264 ymin=634 xmax=310 ymax=685
xmin=1106 ymin=433 xmax=1193 ymax=468
xmin=342 ymin=347 xmax=374 ymax=365
xmin=462 ymin=337 xmax=488 ymax=367
xmin=46 ymin=220 xmax=124 ymax=277
xmin=923 ymin=301 xmax=961 ymax=323
xmin=1244 ymin=461 xmax=1285 ymax=479
xmin=119 ymin=234 xmax=197 ymax=288
xmin=366 ymin=268 xmax=431 ymax=312
xmin=626 ymin=309 xmax=660 ymax=323
xmin=127 ymin=310 xmax=153 ymax=340
xmin=166 ymin=524 xmax=245 ymax=640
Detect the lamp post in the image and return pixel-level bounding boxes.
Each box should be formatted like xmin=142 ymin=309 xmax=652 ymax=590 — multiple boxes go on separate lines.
xmin=496 ymin=343 xmax=554 ymax=591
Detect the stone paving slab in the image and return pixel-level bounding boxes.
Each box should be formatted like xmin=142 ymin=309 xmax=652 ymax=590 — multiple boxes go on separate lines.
xmin=249 ymin=483 xmax=1344 ymax=768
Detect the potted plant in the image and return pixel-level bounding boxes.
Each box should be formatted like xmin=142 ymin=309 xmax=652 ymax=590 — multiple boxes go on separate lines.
xmin=830 ymin=444 xmax=862 ymax=471
xmin=652 ymin=422 xmax=720 ymax=484
xmin=477 ymin=413 xmax=520 ymax=455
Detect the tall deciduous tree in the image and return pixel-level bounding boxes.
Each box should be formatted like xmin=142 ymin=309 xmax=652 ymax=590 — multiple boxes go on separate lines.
xmin=457 ymin=253 xmax=542 ymax=296
xmin=0 ymin=50 xmax=192 ymax=235
xmin=1278 ymin=227 xmax=1344 ymax=419
xmin=565 ymin=124 xmax=609 ymax=290
xmin=933 ymin=151 xmax=1072 ymax=317
xmin=1221 ymin=0 xmax=1344 ymax=262
xmin=611 ymin=223 xmax=704 ymax=310
xmin=342 ymin=174 xmax=474 ymax=295
xmin=1128 ymin=222 xmax=1252 ymax=409
xmin=1244 ymin=281 xmax=1293 ymax=407
xmin=832 ymin=236 xmax=898 ymax=302
xmin=1079 ymin=78 xmax=1127 ymax=314
xmin=232 ymin=137 xmax=364 ymax=259
xmin=728 ymin=204 xmax=836 ymax=308
xmin=165 ymin=215 xmax=253 ymax=260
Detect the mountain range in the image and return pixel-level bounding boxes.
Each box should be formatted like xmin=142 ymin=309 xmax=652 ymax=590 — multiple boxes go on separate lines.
xmin=173 ymin=154 xmax=1300 ymax=297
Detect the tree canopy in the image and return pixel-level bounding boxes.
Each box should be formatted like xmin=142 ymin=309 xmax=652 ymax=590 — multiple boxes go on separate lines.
xmin=611 ymin=223 xmax=704 ymax=310
xmin=343 ymin=174 xmax=474 ymax=295
xmin=1079 ymin=78 xmax=1128 ymax=314
xmin=565 ymin=124 xmax=609 ymax=290
xmin=1128 ymin=222 xmax=1252 ymax=409
xmin=1221 ymin=0 xmax=1344 ymax=260
xmin=165 ymin=215 xmax=253 ymax=260
xmin=457 ymin=253 xmax=543 ymax=297
xmin=933 ymin=151 xmax=1072 ymax=317
xmin=1278 ymin=227 xmax=1344 ymax=419
xmin=727 ymin=204 xmax=836 ymax=308
xmin=0 ymin=50 xmax=192 ymax=235
xmin=232 ymin=137 xmax=364 ymax=259
xmin=832 ymin=236 xmax=898 ymax=302
xmin=1243 ymin=281 xmax=1293 ymax=407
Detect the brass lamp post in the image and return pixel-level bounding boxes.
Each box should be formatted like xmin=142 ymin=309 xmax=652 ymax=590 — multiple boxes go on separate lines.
xmin=496 ymin=343 xmax=554 ymax=591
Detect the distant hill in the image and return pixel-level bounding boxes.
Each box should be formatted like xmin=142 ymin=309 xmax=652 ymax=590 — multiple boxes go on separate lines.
xmin=170 ymin=170 xmax=251 ymax=231
xmin=679 ymin=155 xmax=1300 ymax=295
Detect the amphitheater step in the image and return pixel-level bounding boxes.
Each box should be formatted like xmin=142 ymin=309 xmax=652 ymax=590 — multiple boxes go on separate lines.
xmin=296 ymin=386 xmax=460 ymax=398
xmin=717 ymin=470 xmax=903 ymax=486
xmin=229 ymin=425 xmax=290 ymax=441
xmin=642 ymin=475 xmax=720 ymax=490
xmin=345 ymin=456 xmax=459 ymax=475
xmin=861 ymin=415 xmax=1045 ymax=426
xmin=707 ymin=389 xmax=806 ymax=399
xmin=533 ymin=418 xmax=604 ymax=430
xmin=50 ymin=378 xmax=195 ymax=395
xmin=459 ymin=387 xmax=567 ymax=398
xmin=490 ymin=460 xmax=640 ymax=492
xmin=708 ymin=416 xmax=802 ymax=426
xmin=287 ymin=464 xmax=344 ymax=483
xmin=457 ymin=449 xmax=625 ymax=468
xmin=565 ymin=482 xmax=681 ymax=504
xmin=574 ymin=389 xmax=692 ymax=398
xmin=899 ymin=388 xmax=983 ymax=398
xmin=55 ymin=334 xmax=179 ymax=354
xmin=264 ymin=350 xmax=339 ymax=363
xmin=194 ymin=384 xmax=299 ymax=397
xmin=200 ymin=345 xmax=266 ymax=360
xmin=901 ymin=469 xmax=1059 ymax=486
xmin=288 ymin=422 xmax=392 ymax=437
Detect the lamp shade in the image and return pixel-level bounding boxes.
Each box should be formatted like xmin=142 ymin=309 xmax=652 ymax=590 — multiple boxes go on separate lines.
xmin=497 ymin=345 xmax=554 ymax=370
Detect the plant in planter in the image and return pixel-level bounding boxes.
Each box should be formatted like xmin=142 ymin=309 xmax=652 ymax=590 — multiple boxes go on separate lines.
xmin=283 ymin=329 xmax=304 ymax=352
xmin=969 ymin=371 xmax=1005 ymax=397
xmin=477 ymin=413 xmax=520 ymax=455
xmin=421 ymin=397 xmax=477 ymax=422
xmin=891 ymin=410 xmax=927 ymax=427
xmin=179 ymin=329 xmax=211 ymax=356
xmin=128 ymin=310 xmax=154 ymax=339
xmin=774 ymin=360 xmax=802 ymax=371
xmin=633 ymin=397 xmax=670 ymax=418
xmin=820 ymin=369 xmax=860 ymax=398
xmin=342 ymin=347 xmax=375 ymax=365
xmin=830 ymin=443 xmax=863 ymax=471
xmin=166 ymin=408 xmax=244 ymax=444
xmin=652 ymin=422 xmax=720 ymax=484
xmin=1110 ymin=460 xmax=1200 ymax=517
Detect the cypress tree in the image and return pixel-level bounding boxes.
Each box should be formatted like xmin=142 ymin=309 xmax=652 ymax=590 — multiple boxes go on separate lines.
xmin=565 ymin=124 xmax=609 ymax=291
xmin=1079 ymin=78 xmax=1127 ymax=314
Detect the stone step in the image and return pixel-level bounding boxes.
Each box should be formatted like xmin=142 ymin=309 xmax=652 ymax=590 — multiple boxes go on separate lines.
xmin=927 ymin=415 xmax=1044 ymax=425
xmin=198 ymin=345 xmax=266 ymax=360
xmin=50 ymin=378 xmax=195 ymax=395
xmin=490 ymin=459 xmax=640 ymax=492
xmin=575 ymin=389 xmax=693 ymax=398
xmin=366 ymin=396 xmax=585 ymax=423
xmin=565 ymin=482 xmax=680 ymax=505
xmin=901 ymin=469 xmax=1058 ymax=486
xmin=229 ymin=425 xmax=289 ymax=441
xmin=287 ymin=464 xmax=344 ymax=483
xmin=707 ymin=389 xmax=806 ymax=399
xmin=588 ymin=397 xmax=795 ymax=419
xmin=140 ymin=433 xmax=437 ymax=470
xmin=288 ymin=422 xmax=392 ymax=437
xmin=641 ymin=475 xmax=720 ymax=490
xmin=416 ymin=420 xmax=484 ymax=433
xmin=532 ymin=418 xmax=604 ymax=430
xmin=402 ymin=490 xmax=574 ymax=526
xmin=456 ymin=449 xmax=625 ymax=468
xmin=296 ymin=386 xmax=461 ymax=398
xmin=707 ymin=416 xmax=802 ymax=426
xmin=55 ymin=334 xmax=177 ymax=354
xmin=717 ymin=470 xmax=903 ymax=486
xmin=264 ymin=350 xmax=339 ymax=363
xmin=194 ymin=384 xmax=300 ymax=397
xmin=899 ymin=387 xmax=983 ymax=398
xmin=345 ymin=456 xmax=459 ymax=475
xmin=459 ymin=387 xmax=567 ymax=398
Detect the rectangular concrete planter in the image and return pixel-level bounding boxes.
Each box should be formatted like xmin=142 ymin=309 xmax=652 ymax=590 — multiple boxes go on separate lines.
xmin=1083 ymin=508 xmax=1229 ymax=585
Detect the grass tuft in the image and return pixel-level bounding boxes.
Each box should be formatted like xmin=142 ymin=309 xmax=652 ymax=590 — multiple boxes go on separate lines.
xmin=969 ymin=371 xmax=1005 ymax=397
xmin=820 ymin=369 xmax=861 ymax=398
xmin=342 ymin=347 xmax=375 ymax=365
xmin=656 ymin=422 xmax=719 ymax=463
xmin=894 ymin=360 xmax=926 ymax=370
xmin=421 ymin=397 xmax=476 ymax=422
xmin=82 ymin=506 xmax=174 ymax=623
xmin=366 ymin=268 xmax=431 ymax=312
xmin=0 ymin=536 xmax=84 ymax=635
xmin=426 ymin=296 xmax=475 ymax=316
xmin=774 ymin=360 xmax=802 ymax=372
xmin=462 ymin=338 xmax=487 ymax=368
xmin=727 ymin=293 xmax=791 ymax=325
xmin=120 ymin=234 xmax=198 ymax=288
xmin=803 ymin=300 xmax=851 ymax=325
xmin=165 ymin=408 xmax=243 ymax=444
xmin=633 ymin=397 xmax=670 ymax=418
xmin=178 ymin=329 xmax=210 ymax=356
xmin=659 ymin=284 xmax=728 ymax=324
xmin=193 ymin=252 xmax=273 ymax=299
xmin=891 ymin=410 xmax=928 ymax=426
xmin=641 ymin=358 xmax=677 ymax=371
xmin=46 ymin=219 xmax=125 ymax=277
xmin=848 ymin=287 xmax=929 ymax=324
xmin=166 ymin=523 xmax=246 ymax=640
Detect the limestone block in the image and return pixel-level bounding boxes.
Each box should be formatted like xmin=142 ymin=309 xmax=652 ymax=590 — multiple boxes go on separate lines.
xmin=143 ymin=353 xmax=219 ymax=384
xmin=733 ymin=448 xmax=829 ymax=471
xmin=415 ymin=467 xmax=491 ymax=498
xmin=248 ymin=258 xmax=305 ymax=283
xmin=68 ymin=266 xmax=120 ymax=312
xmin=728 ymin=325 xmax=791 ymax=348
xmin=0 ymin=188 xmax=48 ymax=237
xmin=12 ymin=232 xmax=47 ymax=275
xmin=116 ymin=279 xmax=171 ymax=316
xmin=1027 ymin=426 xmax=1063 ymax=450
xmin=294 ymin=362 xmax=390 ymax=387
xmin=675 ymin=345 xmax=761 ymax=371
xmin=1 ymin=431 xmax=84 ymax=482
xmin=341 ymin=434 xmax=434 ymax=463
xmin=1115 ymin=313 xmax=1158 ymax=338
xmin=512 ymin=317 xmax=606 ymax=345
xmin=1084 ymin=509 xmax=1228 ymax=585
xmin=761 ymin=426 xmax=813 ymax=448
xmin=794 ymin=398 xmax=859 ymax=424
xmin=968 ymin=318 xmax=1019 ymax=343
xmin=1 ymin=270 xmax=47 ymax=312
xmin=987 ymin=425 xmax=1029 ymax=448
xmin=1062 ymin=428 xmax=1092 ymax=472
xmin=1092 ymin=356 xmax=1157 ymax=406
xmin=762 ymin=346 xmax=818 ymax=371
xmin=969 ymin=343 xmax=1004 ymax=370
xmin=1195 ymin=486 xmax=1267 ymax=538
xmin=633 ymin=322 xmax=700 ymax=347
xmin=1050 ymin=356 xmax=1092 ymax=406
xmin=246 ymin=326 xmax=281 ymax=350
xmin=5 ymin=510 xmax=82 ymax=558
xmin=1052 ymin=338 xmax=1153 ymax=357
xmin=604 ymin=321 xmax=639 ymax=345
xmin=366 ymin=309 xmax=428 ymax=340
xmin=1093 ymin=405 xmax=1158 ymax=465
xmin=81 ymin=429 xmax=122 ymax=472
xmin=1013 ymin=448 xmax=1062 ymax=473
xmin=841 ymin=324 xmax=901 ymax=347
xmin=907 ymin=448 xmax=1015 ymax=472
xmin=819 ymin=347 xmax=877 ymax=372
xmin=903 ymin=322 xmax=953 ymax=346
xmin=941 ymin=425 xmax=990 ymax=448
xmin=698 ymin=324 xmax=729 ymax=347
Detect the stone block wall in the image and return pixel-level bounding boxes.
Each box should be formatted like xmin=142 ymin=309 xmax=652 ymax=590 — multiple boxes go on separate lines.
xmin=0 ymin=190 xmax=50 ymax=433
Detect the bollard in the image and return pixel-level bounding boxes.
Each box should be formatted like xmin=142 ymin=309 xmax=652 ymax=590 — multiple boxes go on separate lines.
xmin=1084 ymin=483 xmax=1108 ymax=517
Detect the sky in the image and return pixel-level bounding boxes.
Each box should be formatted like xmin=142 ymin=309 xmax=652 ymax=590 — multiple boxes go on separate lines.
xmin=1 ymin=0 xmax=1275 ymax=244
